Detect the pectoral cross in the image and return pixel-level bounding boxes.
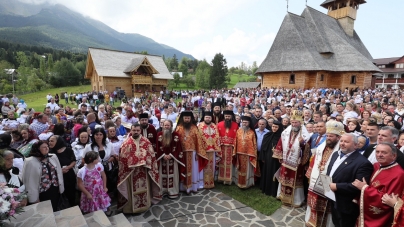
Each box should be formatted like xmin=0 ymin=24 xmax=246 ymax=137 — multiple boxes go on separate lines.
xmin=286 ymin=0 xmax=289 ymax=12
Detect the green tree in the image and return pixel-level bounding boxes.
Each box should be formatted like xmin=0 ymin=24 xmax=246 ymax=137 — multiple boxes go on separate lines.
xmin=251 ymin=61 xmax=258 ymax=75
xmin=39 ymin=56 xmax=46 ymax=79
xmin=47 ymin=54 xmax=54 ymax=71
xmin=16 ymin=51 xmax=29 ymax=67
xmin=173 ymin=72 xmax=180 ymax=87
xmin=195 ymin=60 xmax=211 ymax=89
xmin=210 ymin=53 xmax=228 ymax=89
xmin=51 ymin=58 xmax=81 ymax=87
xmin=178 ymin=63 xmax=188 ymax=77
xmin=170 ymin=54 xmax=178 ymax=70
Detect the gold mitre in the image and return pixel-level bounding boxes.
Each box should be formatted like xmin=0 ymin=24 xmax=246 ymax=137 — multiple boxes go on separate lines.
xmin=290 ymin=110 xmax=303 ymax=123
xmin=326 ymin=120 xmax=345 ymax=136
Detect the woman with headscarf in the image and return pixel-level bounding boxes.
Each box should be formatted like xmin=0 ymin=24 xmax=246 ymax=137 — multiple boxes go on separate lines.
xmin=356 ymin=134 xmax=370 ymax=155
xmin=23 ymin=140 xmax=64 ymax=211
xmin=17 ymin=124 xmax=39 ymax=157
xmin=48 ymin=135 xmax=76 ymax=207
xmin=260 ymin=120 xmax=284 ymax=197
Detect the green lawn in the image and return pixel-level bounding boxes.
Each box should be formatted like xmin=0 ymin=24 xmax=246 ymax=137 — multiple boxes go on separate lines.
xmin=171 ymin=74 xmax=256 ymax=90
xmin=215 ymin=184 xmax=282 ymax=216
xmin=18 ymin=85 xmax=91 ymax=111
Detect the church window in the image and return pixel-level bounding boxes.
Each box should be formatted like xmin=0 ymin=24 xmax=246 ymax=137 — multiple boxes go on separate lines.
xmin=289 ymin=74 xmax=295 ymax=84
xmin=350 ymin=75 xmax=356 ymax=84
xmin=320 ymin=74 xmax=324 ymax=81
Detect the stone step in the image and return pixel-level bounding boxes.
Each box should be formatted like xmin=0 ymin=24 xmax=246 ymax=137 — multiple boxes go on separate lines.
xmin=83 ymin=210 xmax=112 ymax=227
xmin=4 ymin=200 xmax=56 ymax=227
xmin=54 ymin=205 xmax=88 ymax=227
xmin=108 ymin=213 xmax=132 ymax=227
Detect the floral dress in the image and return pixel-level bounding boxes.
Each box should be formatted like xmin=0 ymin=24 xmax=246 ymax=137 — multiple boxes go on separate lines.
xmin=78 ymin=163 xmax=111 ymax=212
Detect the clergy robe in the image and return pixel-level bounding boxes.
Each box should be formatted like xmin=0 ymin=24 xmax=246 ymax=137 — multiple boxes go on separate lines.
xmin=358 ymin=163 xmax=404 ymax=227
xmin=233 ymin=128 xmax=258 ymax=189
xmin=305 ymin=142 xmax=340 ymax=227
xmin=393 ymin=197 xmax=404 ymax=227
xmin=141 ymin=124 xmax=157 ymax=149
xmin=117 ymin=135 xmax=160 ymax=213
xmin=175 ymin=125 xmax=208 ymax=193
xmin=155 ymin=131 xmax=184 ymax=198
xmin=259 ymin=128 xmax=282 ymax=197
xmin=273 ymin=125 xmax=310 ymax=207
xmin=217 ymin=120 xmax=238 ymax=184
xmin=198 ymin=122 xmax=221 ymax=189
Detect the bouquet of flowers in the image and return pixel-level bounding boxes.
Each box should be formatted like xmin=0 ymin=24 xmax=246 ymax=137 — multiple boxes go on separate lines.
xmin=0 ymin=184 xmax=27 ymax=227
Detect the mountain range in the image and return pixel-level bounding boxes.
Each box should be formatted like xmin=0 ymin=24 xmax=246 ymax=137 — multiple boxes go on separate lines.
xmin=0 ymin=0 xmax=194 ymax=59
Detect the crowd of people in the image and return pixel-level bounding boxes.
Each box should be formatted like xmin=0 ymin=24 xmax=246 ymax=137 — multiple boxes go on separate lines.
xmin=0 ymin=86 xmax=404 ymax=226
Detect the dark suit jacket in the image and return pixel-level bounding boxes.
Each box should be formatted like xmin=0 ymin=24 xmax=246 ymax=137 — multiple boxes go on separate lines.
xmin=362 ymin=144 xmax=377 ymax=158
xmin=326 ymin=151 xmax=373 ymax=214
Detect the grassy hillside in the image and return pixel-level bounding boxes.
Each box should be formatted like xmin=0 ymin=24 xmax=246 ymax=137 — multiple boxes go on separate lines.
xmin=19 ymin=85 xmax=91 ymax=111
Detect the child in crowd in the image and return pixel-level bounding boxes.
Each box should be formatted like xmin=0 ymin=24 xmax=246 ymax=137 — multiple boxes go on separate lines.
xmin=77 ymin=151 xmax=111 ymax=214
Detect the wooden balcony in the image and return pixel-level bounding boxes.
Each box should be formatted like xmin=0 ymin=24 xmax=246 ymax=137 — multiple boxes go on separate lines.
xmin=132 ymin=75 xmax=152 ymax=84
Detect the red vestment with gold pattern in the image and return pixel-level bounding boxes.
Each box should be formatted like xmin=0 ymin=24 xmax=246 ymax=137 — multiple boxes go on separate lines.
xmin=155 ymin=131 xmax=184 ymax=198
xmin=358 ymin=163 xmax=404 ymax=227
xmin=117 ymin=135 xmax=160 ymax=213
xmin=393 ymin=196 xmax=404 ymax=227
xmin=198 ymin=122 xmax=221 ymax=189
xmin=175 ymin=125 xmax=208 ymax=190
xmin=217 ymin=120 xmax=238 ymax=184
xmin=233 ymin=128 xmax=257 ymax=189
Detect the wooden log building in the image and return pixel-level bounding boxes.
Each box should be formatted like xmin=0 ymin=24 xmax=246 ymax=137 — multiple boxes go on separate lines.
xmin=85 ymin=48 xmax=173 ymax=97
xmin=256 ymin=0 xmax=381 ymax=90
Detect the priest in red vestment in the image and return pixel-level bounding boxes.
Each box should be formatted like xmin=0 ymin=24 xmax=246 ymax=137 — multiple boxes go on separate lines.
xmin=175 ymin=111 xmax=208 ymax=193
xmin=273 ymin=110 xmax=310 ymax=207
xmin=117 ymin=123 xmax=161 ymax=214
xmin=233 ymin=116 xmax=258 ymax=189
xmin=353 ymin=142 xmax=404 ymax=227
xmin=139 ymin=113 xmax=157 ymax=149
xmin=198 ymin=111 xmax=221 ymax=189
xmin=217 ymin=110 xmax=238 ymax=185
xmin=155 ymin=119 xmax=185 ymax=199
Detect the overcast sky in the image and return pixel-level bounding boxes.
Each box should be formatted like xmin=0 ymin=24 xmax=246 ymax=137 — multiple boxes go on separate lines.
xmin=19 ymin=0 xmax=404 ymax=67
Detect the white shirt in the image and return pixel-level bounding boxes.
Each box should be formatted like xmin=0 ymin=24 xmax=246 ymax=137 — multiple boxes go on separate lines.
xmin=329 ymin=151 xmax=355 ymax=177
xmin=46 ymin=102 xmax=59 ymax=112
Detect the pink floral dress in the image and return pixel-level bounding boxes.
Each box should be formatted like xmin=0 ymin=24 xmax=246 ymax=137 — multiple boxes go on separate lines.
xmin=78 ymin=163 xmax=111 ymax=212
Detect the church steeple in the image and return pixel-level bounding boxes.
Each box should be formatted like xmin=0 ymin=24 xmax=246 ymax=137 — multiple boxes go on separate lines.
xmin=321 ymin=0 xmax=366 ymax=36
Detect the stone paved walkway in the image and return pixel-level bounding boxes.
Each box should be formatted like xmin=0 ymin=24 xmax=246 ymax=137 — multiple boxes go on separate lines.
xmin=116 ymin=189 xmax=306 ymax=227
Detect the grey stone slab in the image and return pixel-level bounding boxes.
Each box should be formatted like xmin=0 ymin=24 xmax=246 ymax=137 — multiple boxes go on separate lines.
xmin=160 ymin=219 xmax=176 ymax=227
xmin=205 ymin=214 xmax=216 ymax=223
xmin=250 ymin=224 xmax=263 ymax=227
xmin=180 ymin=196 xmax=203 ymax=205
xmin=229 ymin=211 xmax=244 ymax=221
xmin=198 ymin=200 xmax=208 ymax=207
xmin=219 ymin=201 xmax=232 ymax=209
xmin=177 ymin=223 xmax=199 ymax=227
xmin=216 ymin=217 xmax=237 ymax=226
xmin=275 ymin=221 xmax=287 ymax=226
xmin=204 ymin=205 xmax=216 ymax=214
xmin=231 ymin=200 xmax=246 ymax=209
xmin=201 ymin=190 xmax=211 ymax=195
xmin=216 ymin=193 xmax=232 ymax=200
xmin=201 ymin=224 xmax=220 ymax=227
xmin=150 ymin=206 xmax=163 ymax=218
xmin=209 ymin=202 xmax=229 ymax=212
xmin=142 ymin=210 xmax=152 ymax=219
xmin=254 ymin=211 xmax=268 ymax=220
xmin=188 ymin=204 xmax=195 ymax=211
xmin=244 ymin=214 xmax=256 ymax=220
xmin=288 ymin=219 xmax=305 ymax=227
xmin=6 ymin=201 xmax=56 ymax=227
xmin=195 ymin=213 xmax=204 ymax=220
xmin=159 ymin=211 xmax=173 ymax=221
xmin=167 ymin=203 xmax=179 ymax=209
xmin=270 ymin=208 xmax=289 ymax=221
xmin=238 ymin=207 xmax=255 ymax=214
xmin=147 ymin=219 xmax=162 ymax=227
xmin=256 ymin=220 xmax=275 ymax=227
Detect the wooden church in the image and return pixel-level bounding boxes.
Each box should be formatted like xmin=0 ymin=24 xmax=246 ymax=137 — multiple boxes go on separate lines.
xmin=85 ymin=48 xmax=173 ymax=96
xmin=256 ymin=0 xmax=381 ymax=89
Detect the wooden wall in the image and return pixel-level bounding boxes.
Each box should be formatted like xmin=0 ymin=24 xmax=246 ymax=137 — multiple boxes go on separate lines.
xmin=261 ymin=71 xmax=372 ymax=89
xmin=101 ymin=77 xmax=132 ymax=96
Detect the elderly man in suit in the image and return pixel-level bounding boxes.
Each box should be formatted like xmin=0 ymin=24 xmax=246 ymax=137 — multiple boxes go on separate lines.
xmin=327 ymin=133 xmax=373 ymax=227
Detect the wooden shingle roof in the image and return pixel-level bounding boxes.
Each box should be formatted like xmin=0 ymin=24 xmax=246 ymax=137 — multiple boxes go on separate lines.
xmin=87 ymin=48 xmax=173 ymax=79
xmin=233 ymin=82 xmax=261 ymax=89
xmin=256 ymin=7 xmax=381 ymax=74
